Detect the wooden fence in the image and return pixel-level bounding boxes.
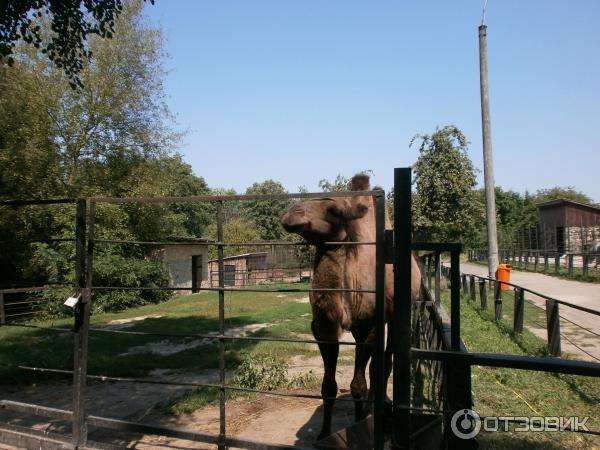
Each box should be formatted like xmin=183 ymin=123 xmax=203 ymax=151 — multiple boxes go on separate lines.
xmin=469 ymin=248 xmax=600 ymax=277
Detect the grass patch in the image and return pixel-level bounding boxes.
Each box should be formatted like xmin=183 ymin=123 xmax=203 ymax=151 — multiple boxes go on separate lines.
xmin=0 ymin=284 xmax=317 ymax=384
xmin=441 ymin=292 xmax=600 ymax=449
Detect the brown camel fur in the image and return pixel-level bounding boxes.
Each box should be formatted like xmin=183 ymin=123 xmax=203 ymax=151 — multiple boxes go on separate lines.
xmin=281 ymin=174 xmax=421 ymax=440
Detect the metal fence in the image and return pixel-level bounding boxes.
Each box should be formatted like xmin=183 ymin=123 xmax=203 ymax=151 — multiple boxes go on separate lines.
xmin=1 ymin=169 xmax=600 ymax=450
xmin=469 ymin=248 xmax=600 ymax=277
xmin=0 ymin=190 xmax=389 ymax=449
xmin=452 ymin=267 xmax=600 ymax=362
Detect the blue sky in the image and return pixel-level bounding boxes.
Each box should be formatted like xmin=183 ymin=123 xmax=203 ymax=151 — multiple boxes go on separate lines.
xmin=145 ymin=1 xmax=600 ymax=201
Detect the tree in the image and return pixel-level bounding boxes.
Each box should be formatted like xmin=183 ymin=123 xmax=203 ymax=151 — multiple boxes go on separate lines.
xmin=412 ymin=126 xmax=484 ymax=245
xmin=533 ymin=187 xmax=596 ymax=207
xmin=318 ymin=174 xmax=350 ymax=192
xmin=243 ymin=180 xmax=291 ymax=241
xmin=0 ymin=1 xmax=209 ymax=307
xmin=318 ymin=171 xmax=374 ymax=192
xmin=1 ymin=0 xmax=153 ymax=88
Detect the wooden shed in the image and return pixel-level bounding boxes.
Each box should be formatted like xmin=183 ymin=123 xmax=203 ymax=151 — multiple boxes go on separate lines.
xmin=206 ymin=252 xmax=311 ymax=287
xmin=537 ymin=199 xmax=600 ymax=253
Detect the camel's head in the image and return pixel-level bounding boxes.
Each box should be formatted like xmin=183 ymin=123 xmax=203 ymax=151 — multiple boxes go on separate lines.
xmin=281 ymin=174 xmax=371 ymax=244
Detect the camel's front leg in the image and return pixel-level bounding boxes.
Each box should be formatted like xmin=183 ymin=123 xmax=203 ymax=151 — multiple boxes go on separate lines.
xmin=312 ymin=315 xmax=341 ymax=441
xmin=316 ymin=338 xmax=339 ymax=440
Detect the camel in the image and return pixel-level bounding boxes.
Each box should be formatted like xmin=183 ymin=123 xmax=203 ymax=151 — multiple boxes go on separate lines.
xmin=281 ymin=174 xmax=421 ymax=440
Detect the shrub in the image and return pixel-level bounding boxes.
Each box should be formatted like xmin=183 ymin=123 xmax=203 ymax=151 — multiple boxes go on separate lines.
xmin=232 ymin=353 xmax=288 ymax=391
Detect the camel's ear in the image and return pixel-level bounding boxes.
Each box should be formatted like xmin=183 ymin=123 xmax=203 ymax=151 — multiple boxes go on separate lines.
xmin=350 ymin=174 xmax=370 ymax=191
xmin=330 ymin=202 xmax=368 ymax=220
xmin=344 ymin=203 xmax=369 ymax=220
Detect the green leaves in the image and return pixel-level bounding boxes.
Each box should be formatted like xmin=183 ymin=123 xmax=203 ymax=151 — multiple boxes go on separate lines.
xmin=412 ymin=126 xmax=484 ymax=246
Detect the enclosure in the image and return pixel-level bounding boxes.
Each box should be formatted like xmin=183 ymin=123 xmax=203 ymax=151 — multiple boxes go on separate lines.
xmin=0 ymin=168 xmax=599 ymax=450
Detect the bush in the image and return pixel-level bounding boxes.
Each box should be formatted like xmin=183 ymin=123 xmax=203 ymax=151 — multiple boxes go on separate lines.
xmin=232 ymin=353 xmax=288 ymax=391
xmin=40 ymin=253 xmax=171 ymax=318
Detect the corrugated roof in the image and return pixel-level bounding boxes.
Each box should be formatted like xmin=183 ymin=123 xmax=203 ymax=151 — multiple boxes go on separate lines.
xmin=208 ymin=252 xmax=268 ymax=263
xmin=536 ymin=199 xmax=600 ymax=213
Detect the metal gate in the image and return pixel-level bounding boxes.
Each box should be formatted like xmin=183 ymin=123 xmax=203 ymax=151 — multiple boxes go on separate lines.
xmin=0 ymin=188 xmax=389 ymax=449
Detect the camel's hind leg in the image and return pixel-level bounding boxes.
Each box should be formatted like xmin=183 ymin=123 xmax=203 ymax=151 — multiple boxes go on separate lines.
xmin=350 ymin=328 xmax=374 ymax=421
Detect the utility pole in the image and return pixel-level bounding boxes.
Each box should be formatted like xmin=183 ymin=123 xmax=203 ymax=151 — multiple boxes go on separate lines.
xmin=479 ymin=20 xmax=499 ymax=279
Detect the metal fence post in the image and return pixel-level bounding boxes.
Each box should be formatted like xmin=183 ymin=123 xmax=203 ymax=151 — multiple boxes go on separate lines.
xmin=583 ymin=254 xmax=589 ymax=277
xmin=393 ymin=168 xmax=412 ymax=450
xmin=72 ymin=199 xmax=90 ymax=447
xmin=479 ymin=280 xmax=487 ymax=311
xmin=435 ymin=252 xmax=441 ymax=305
xmin=546 ymin=300 xmax=562 ymax=357
xmin=544 ymin=253 xmax=549 ymax=272
xmin=494 ymin=280 xmax=502 ymax=321
xmin=534 ymin=251 xmax=539 ymax=272
xmin=513 ymin=288 xmax=524 ymax=334
xmin=568 ymin=254 xmax=574 ymax=277
xmin=216 ymin=201 xmax=226 ymax=450
xmin=555 ymin=253 xmax=560 ymax=274
xmin=374 ymin=193 xmax=386 ymax=450
xmin=0 ymin=291 xmax=5 ymax=325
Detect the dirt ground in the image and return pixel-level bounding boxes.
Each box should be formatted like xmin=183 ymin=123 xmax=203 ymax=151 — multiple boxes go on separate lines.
xmin=0 ymin=324 xmax=375 ymax=449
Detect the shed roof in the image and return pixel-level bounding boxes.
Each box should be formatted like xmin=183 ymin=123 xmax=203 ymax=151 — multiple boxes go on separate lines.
xmin=536 ymin=199 xmax=600 ymax=214
xmin=208 ymin=252 xmax=268 ymax=263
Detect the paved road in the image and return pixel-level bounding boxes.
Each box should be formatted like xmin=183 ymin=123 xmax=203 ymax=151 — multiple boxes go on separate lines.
xmin=461 ymin=262 xmax=600 ymax=362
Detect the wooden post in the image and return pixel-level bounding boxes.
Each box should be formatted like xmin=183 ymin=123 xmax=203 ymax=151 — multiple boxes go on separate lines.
xmin=479 ymin=280 xmax=487 ymax=310
xmin=583 ymin=254 xmax=589 ymax=277
xmin=494 ymin=280 xmax=502 ymax=321
xmin=544 ymin=253 xmax=549 ymax=272
xmin=546 ymin=300 xmax=561 ymax=357
xmin=555 ymin=253 xmax=560 ymax=274
xmin=462 ymin=274 xmax=468 ymax=295
xmin=568 ymin=254 xmax=574 ymax=277
xmin=513 ymin=288 xmax=524 ymax=334
xmin=469 ymin=275 xmax=476 ymax=301
xmin=534 ymin=251 xmax=539 ymax=272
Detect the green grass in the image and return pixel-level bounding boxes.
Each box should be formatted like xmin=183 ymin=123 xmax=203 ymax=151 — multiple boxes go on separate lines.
xmin=442 ymin=292 xmax=600 ymax=449
xmin=0 ymin=284 xmax=317 ymax=383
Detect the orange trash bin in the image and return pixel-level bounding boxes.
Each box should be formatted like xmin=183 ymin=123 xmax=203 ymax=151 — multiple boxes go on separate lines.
xmin=497 ymin=264 xmax=511 ymax=290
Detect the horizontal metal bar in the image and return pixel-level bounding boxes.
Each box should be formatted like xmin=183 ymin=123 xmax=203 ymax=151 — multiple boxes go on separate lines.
xmin=2 ymin=323 xmax=72 ymax=332
xmin=3 ymin=364 xmax=369 ymax=403
xmin=0 ymin=198 xmax=77 ymax=206
xmin=457 ymin=270 xmax=600 ymax=316
xmin=0 ymin=237 xmax=76 ymax=245
xmin=0 ymin=286 xmax=50 ymax=294
xmin=88 ymin=327 xmax=370 ymax=346
xmin=95 ymin=238 xmax=374 ymax=247
xmin=412 ymin=242 xmax=461 ymax=252
xmin=4 ymin=311 xmax=39 ymax=318
xmin=3 ymin=299 xmax=47 ymax=307
xmin=0 ymin=401 xmax=317 ymax=450
xmin=90 ymin=189 xmax=383 ymax=204
xmin=91 ymin=286 xmax=376 ymax=294
xmin=412 ymin=349 xmax=600 ymax=377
